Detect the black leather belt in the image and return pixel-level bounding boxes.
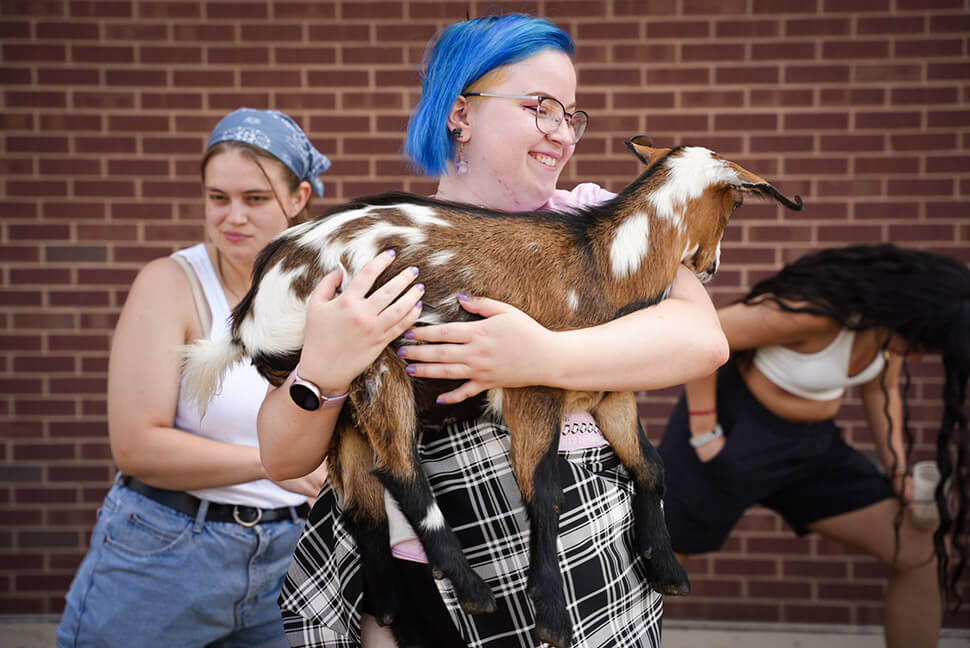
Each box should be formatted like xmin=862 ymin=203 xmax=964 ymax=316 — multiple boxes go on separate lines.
xmin=121 ymin=475 xmax=309 ymax=526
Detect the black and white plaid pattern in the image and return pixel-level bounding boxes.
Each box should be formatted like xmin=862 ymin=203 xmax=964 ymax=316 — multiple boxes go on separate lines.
xmin=280 ymin=417 xmax=663 ymax=648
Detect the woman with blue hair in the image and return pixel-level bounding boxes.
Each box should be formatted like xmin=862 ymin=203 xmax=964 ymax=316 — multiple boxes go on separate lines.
xmin=261 ymin=15 xmax=727 ymax=648
xmin=57 ymin=109 xmax=420 ymax=647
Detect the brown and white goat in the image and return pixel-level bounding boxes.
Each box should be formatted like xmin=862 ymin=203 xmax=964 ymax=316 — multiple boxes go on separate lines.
xmin=183 ymin=136 xmax=803 ymax=648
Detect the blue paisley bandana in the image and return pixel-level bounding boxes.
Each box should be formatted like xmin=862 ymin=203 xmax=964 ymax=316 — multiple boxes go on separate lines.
xmin=207 ymin=108 xmax=331 ymax=197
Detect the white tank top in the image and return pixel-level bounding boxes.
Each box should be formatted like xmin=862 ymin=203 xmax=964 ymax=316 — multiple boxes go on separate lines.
xmin=173 ymin=243 xmax=305 ymax=508
xmin=753 ymin=327 xmax=887 ymax=401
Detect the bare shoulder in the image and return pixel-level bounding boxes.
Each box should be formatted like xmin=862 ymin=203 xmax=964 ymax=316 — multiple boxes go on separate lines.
xmin=719 ymin=299 xmax=838 ymax=350
xmin=120 ymin=256 xmax=199 ymax=339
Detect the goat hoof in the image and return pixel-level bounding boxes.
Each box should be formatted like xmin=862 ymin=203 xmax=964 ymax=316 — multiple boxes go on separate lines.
xmin=459 ymin=595 xmax=497 ymax=615
xmin=535 ymin=613 xmax=572 ymax=648
xmin=458 ymin=580 xmax=496 ymax=615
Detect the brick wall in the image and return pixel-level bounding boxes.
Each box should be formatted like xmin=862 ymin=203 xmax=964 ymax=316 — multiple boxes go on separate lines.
xmin=1 ymin=0 xmax=967 ymax=629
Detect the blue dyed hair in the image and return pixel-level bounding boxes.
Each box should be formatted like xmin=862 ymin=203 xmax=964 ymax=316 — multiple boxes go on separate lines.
xmin=405 ymin=15 xmax=576 ymax=177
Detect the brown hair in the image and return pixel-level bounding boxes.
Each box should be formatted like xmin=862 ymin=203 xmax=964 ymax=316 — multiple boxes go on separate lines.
xmin=201 ymin=141 xmax=312 ymax=226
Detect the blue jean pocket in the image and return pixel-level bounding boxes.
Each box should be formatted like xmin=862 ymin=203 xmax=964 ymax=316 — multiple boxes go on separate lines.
xmin=103 ymin=492 xmax=193 ymax=558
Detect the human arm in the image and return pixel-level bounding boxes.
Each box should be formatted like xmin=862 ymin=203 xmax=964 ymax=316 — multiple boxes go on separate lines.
xmin=860 ymin=351 xmax=910 ymax=498
xmin=403 ymin=264 xmax=729 ymax=403
xmin=257 ymin=251 xmax=424 ymax=480
xmin=108 ymin=257 xmax=275 ymax=491
xmin=683 ymin=299 xmax=837 ymax=461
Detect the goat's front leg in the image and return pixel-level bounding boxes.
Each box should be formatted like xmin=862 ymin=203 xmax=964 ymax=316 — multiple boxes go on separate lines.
xmin=360 ymin=350 xmax=495 ymax=616
xmin=593 ymin=391 xmax=690 ymax=596
xmin=502 ymin=387 xmax=572 ymax=648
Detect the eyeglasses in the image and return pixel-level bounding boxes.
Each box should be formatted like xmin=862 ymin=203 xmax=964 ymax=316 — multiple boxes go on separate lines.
xmin=461 ymin=92 xmax=589 ymax=144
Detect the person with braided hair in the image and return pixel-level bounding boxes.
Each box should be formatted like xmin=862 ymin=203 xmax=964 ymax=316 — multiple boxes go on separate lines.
xmin=660 ymin=243 xmax=969 ymax=648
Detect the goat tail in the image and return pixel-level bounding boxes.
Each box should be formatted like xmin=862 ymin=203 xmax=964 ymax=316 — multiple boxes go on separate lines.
xmin=180 ymin=335 xmax=247 ymax=415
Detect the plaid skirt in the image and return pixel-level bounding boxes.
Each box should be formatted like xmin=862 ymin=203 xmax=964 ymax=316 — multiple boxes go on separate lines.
xmin=279 ymin=416 xmax=663 ymax=648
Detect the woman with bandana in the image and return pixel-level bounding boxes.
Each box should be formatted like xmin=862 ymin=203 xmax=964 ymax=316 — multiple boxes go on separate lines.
xmin=56 ymin=109 xmax=422 ymax=648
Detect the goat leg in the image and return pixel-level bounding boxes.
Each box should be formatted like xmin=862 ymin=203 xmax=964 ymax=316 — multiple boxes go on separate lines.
xmin=594 ymin=391 xmax=690 ymax=596
xmin=330 ymin=422 xmax=403 ymax=627
xmin=359 ymin=350 xmax=495 ymax=616
xmin=503 ymin=387 xmax=573 ymax=648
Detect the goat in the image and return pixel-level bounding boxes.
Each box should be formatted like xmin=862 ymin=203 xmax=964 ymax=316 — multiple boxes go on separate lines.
xmin=183 ymin=136 xmax=803 ymax=648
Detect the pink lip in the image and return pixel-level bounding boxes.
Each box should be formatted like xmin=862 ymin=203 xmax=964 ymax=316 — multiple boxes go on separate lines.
xmin=224 ymin=232 xmax=249 ymax=243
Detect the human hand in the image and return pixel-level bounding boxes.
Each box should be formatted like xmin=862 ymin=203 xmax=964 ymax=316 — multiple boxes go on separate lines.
xmin=299 ymin=250 xmax=424 ymax=393
xmin=694 ymin=434 xmax=725 ymax=463
xmin=402 ymin=295 xmax=554 ymax=404
xmin=272 ymin=460 xmax=328 ymax=504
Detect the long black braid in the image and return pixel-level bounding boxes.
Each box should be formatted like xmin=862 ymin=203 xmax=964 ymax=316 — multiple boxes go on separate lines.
xmin=741 ymin=244 xmax=969 ymax=611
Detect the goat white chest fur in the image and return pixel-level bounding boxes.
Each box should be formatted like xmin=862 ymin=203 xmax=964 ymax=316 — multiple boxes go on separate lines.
xmin=183 ymin=136 xmax=803 ymax=648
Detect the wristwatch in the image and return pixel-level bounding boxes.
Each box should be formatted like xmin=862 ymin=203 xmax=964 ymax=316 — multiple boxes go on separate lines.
xmin=289 ymin=364 xmax=349 ymax=412
xmin=689 ymin=423 xmax=723 ymax=448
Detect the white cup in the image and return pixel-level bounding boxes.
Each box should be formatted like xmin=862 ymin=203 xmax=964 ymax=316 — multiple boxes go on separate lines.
xmin=911 ymin=460 xmax=942 ymax=530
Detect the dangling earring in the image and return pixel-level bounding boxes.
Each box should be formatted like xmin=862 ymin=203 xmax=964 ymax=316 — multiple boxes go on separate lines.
xmin=451 ymin=127 xmax=468 ymax=175
xmin=456 ymin=141 xmax=468 ymax=175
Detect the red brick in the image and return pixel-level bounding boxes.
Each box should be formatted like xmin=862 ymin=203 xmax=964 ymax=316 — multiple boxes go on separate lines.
xmin=895 ymin=38 xmax=963 ymax=58
xmin=887 ymin=180 xmax=954 ymax=197
xmin=784 ymin=157 xmax=849 ymax=175
xmin=890 ymin=86 xmax=959 ymax=105
xmin=785 ymin=604 xmax=852 ymax=624
xmin=752 ymin=41 xmax=816 ymax=60
xmin=785 ymin=17 xmax=850 ymax=36
xmin=855 ymin=156 xmax=920 ymax=174
xmin=854 ymin=63 xmax=922 ymax=83
xmin=820 ymin=134 xmax=884 ymax=152
xmin=786 ymin=65 xmax=850 ymax=83
xmin=783 ymin=113 xmax=849 ymax=130
xmin=647 ymin=67 xmax=710 ymax=85
xmin=751 ymin=89 xmax=814 ymax=106
xmin=683 ymin=43 xmax=745 ymax=62
xmin=716 ymin=66 xmax=780 ymax=85
xmin=854 ymin=111 xmax=921 ymax=129
xmin=645 ymin=20 xmax=709 ymax=39
xmin=855 ymin=202 xmax=920 ymax=220
xmin=929 ymin=13 xmax=970 ymax=33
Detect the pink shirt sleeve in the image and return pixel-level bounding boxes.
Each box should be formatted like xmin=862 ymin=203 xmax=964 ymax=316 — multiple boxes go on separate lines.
xmin=543 ymin=182 xmax=616 ymax=211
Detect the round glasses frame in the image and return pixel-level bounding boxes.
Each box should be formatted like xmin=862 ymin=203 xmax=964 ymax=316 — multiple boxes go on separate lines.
xmin=461 ymin=92 xmax=589 ymax=144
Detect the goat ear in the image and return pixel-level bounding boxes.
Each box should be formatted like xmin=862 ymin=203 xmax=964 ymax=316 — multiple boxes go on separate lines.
xmin=727 ymin=160 xmax=804 ymax=211
xmin=626 ymin=135 xmax=667 ymax=168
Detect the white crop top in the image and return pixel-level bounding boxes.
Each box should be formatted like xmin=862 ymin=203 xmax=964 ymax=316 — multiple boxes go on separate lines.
xmin=172 ymin=243 xmax=305 ymax=508
xmin=752 ymin=327 xmax=886 ymax=401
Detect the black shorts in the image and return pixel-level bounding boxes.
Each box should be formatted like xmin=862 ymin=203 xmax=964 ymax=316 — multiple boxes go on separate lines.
xmin=658 ymin=360 xmax=894 ymax=555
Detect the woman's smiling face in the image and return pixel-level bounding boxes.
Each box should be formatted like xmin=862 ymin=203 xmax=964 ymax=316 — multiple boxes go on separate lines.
xmin=461 ymin=49 xmax=580 ymax=211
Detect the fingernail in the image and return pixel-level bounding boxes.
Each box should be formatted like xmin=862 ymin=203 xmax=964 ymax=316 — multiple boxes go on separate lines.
xmin=404 ymin=330 xmax=415 ymax=339
xmin=415 ymin=300 xmax=422 ymax=310
xmin=397 ymin=347 xmax=408 ymax=357
xmin=387 ymin=249 xmax=396 ymax=257
xmin=417 ymin=283 xmax=425 ymax=292
xmin=410 ymin=266 xmax=419 ymax=275
xmin=458 ymin=293 xmax=469 ymax=302
xmin=406 ymin=365 xmax=417 ymax=375
xmin=436 ymin=396 xmax=445 ymax=404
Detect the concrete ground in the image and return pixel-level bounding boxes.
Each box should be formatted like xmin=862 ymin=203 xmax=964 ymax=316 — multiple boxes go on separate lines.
xmin=8 ymin=615 xmax=968 ymax=647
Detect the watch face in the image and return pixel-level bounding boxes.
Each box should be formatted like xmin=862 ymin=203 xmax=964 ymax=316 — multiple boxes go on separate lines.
xmin=290 ymin=382 xmax=320 ymax=411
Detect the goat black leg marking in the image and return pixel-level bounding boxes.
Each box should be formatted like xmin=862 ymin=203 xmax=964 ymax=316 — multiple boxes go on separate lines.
xmin=376 ymin=461 xmax=496 ymax=615
xmin=523 ymin=427 xmax=572 ymax=648
xmin=343 ymin=509 xmax=402 ymax=627
xmin=629 ymin=422 xmax=690 ymax=596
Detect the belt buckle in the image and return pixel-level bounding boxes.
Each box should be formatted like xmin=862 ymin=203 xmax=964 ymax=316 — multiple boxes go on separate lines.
xmin=232 ymin=505 xmax=263 ymax=527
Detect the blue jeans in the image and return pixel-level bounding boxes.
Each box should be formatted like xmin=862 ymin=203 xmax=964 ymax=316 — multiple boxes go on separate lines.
xmin=57 ymin=479 xmax=304 ymax=648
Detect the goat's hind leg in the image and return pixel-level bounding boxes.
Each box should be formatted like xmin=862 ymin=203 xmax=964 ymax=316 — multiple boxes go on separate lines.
xmin=503 ymin=387 xmax=573 ymax=648
xmin=594 ymin=391 xmax=689 ymax=596
xmin=330 ymin=421 xmax=402 ymax=628
xmin=360 ymin=350 xmax=495 ymax=616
